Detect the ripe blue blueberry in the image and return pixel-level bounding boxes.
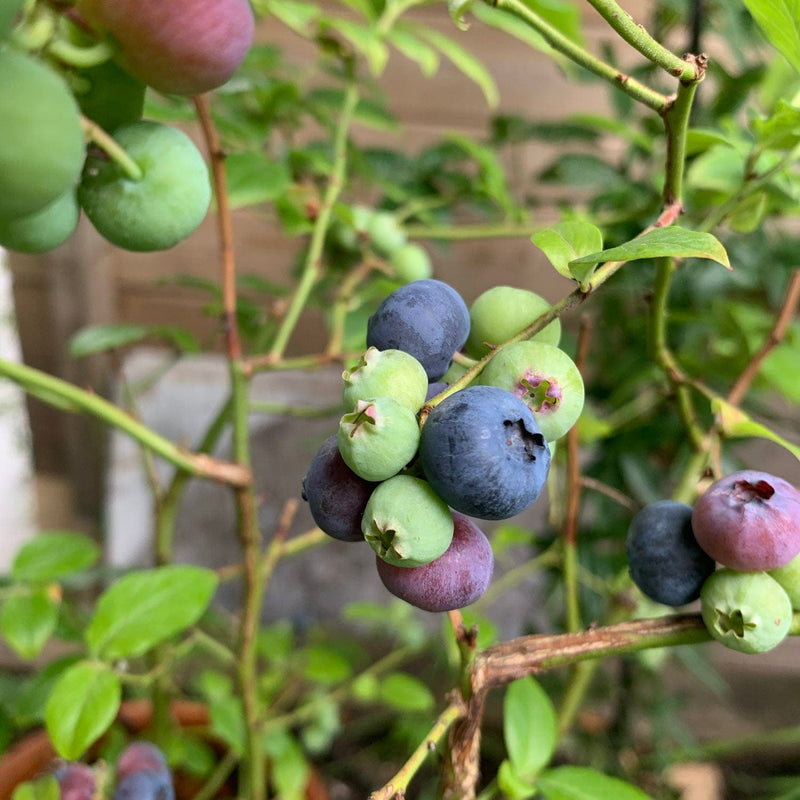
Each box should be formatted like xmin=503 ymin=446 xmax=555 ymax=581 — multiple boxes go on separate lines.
xmin=626 ymin=500 xmax=716 ymax=606
xmin=366 ymin=279 xmax=470 ymax=381
xmin=113 ymin=771 xmax=174 ymax=800
xmin=418 ymin=385 xmax=550 ymax=520
xmin=301 ymin=434 xmax=378 ymax=542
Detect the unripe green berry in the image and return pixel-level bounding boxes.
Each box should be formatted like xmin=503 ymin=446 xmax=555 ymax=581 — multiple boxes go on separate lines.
xmin=389 ymin=243 xmax=433 ymax=283
xmin=769 ymin=551 xmax=800 ymax=609
xmin=337 ymin=397 xmax=420 ymax=481
xmin=362 ymin=475 xmax=453 ymax=567
xmin=342 ymin=347 xmax=428 ymax=412
xmin=367 ymin=211 xmax=406 ymax=256
xmin=700 ymin=569 xmax=792 ymax=654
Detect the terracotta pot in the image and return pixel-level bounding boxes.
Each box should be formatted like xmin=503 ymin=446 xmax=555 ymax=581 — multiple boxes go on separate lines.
xmin=0 ymin=699 xmax=330 ymax=800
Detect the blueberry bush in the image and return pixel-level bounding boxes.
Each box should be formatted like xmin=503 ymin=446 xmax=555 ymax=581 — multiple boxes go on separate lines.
xmin=1 ymin=1 xmax=800 ymax=799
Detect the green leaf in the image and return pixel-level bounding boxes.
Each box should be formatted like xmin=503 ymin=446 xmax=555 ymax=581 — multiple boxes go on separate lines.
xmin=353 ymin=97 xmax=401 ymax=132
xmin=447 ymin=133 xmax=515 ymax=214
xmin=504 ymin=676 xmax=557 ymax=779
xmin=531 ymin=221 xmax=604 ymax=288
xmin=86 ymin=565 xmax=218 ymax=659
xmin=323 ymin=18 xmax=389 ymax=75
xmin=210 ymin=695 xmax=245 ymax=756
xmin=262 ymin=730 xmax=310 ymax=800
xmin=739 ymin=0 xmax=800 ymax=75
xmin=69 ymin=323 xmax=148 ymax=356
xmin=69 ymin=323 xmax=200 ymax=357
xmin=387 ymin=27 xmax=440 ymax=77
xmin=0 ymin=587 xmax=59 ymax=659
xmin=11 ymin=531 xmax=100 ymax=583
xmin=45 ymin=660 xmax=121 ymax=759
xmin=379 ymin=672 xmax=435 ymax=711
xmin=303 ymin=644 xmax=353 ymax=685
xmin=712 ymin=398 xmax=800 ymax=462
xmin=752 ymin=99 xmax=800 ymax=149
xmin=261 ymin=0 xmax=321 ymax=36
xmin=448 ymin=0 xmax=475 ymax=31
xmin=11 ymin=775 xmax=60 ymax=800
xmin=685 ymin=127 xmax=737 ymax=156
xmin=413 ymin=25 xmax=499 ymax=108
xmin=225 ymin=152 xmax=292 ymax=209
xmin=569 ymin=226 xmax=731 ymax=270
xmin=726 ymin=191 xmax=768 ymax=233
xmin=498 ymin=759 xmax=539 ymax=799
xmin=537 ymin=766 xmax=655 ymax=800
xmin=687 ymin=144 xmax=746 ymax=193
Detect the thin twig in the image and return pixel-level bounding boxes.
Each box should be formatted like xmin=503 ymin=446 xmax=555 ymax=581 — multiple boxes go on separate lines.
xmin=369 ymin=699 xmax=466 ymax=800
xmin=727 ymin=269 xmax=800 ymax=406
xmin=193 ymin=94 xmax=241 ymax=360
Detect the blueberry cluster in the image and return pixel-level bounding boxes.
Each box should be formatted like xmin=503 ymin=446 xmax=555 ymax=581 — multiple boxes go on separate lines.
xmin=52 ymin=741 xmax=173 ymax=800
xmin=627 ymin=469 xmax=800 ymax=653
xmin=303 ymin=279 xmax=584 ymax=613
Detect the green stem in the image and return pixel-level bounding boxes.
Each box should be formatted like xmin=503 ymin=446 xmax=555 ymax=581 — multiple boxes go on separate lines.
xmin=368 ymin=700 xmax=466 ymax=800
xmin=402 ymin=221 xmax=540 ymax=240
xmin=267 ymin=78 xmax=359 ymax=360
xmin=563 ymin=542 xmax=581 ymax=633
xmin=0 ymin=357 xmax=248 ymax=486
xmin=662 ymin=79 xmax=700 ymax=207
xmin=194 ymin=750 xmax=239 ymax=800
xmin=487 ymin=0 xmax=670 ymax=113
xmin=47 ymin=37 xmax=115 ymax=68
xmin=81 ymin=117 xmax=144 ymax=182
xmin=229 ymin=359 xmax=265 ymax=800
xmin=584 ymin=0 xmax=699 ymax=81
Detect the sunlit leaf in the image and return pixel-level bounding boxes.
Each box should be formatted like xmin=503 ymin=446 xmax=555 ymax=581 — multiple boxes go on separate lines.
xmin=569 ymin=227 xmax=731 ymax=270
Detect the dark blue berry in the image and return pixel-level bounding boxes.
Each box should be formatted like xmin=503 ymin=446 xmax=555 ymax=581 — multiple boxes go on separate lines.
xmin=302 ymin=434 xmax=378 ymax=542
xmin=366 ymin=279 xmax=470 ymax=381
xmin=418 ymin=385 xmax=550 ymax=520
xmin=626 ymin=500 xmax=716 ymax=606
xmin=113 ymin=771 xmax=174 ymax=800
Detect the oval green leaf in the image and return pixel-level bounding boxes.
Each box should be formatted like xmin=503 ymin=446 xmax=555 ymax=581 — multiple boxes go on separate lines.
xmin=740 ymin=0 xmax=800 ymax=75
xmin=568 ymin=226 xmax=731 ymax=270
xmin=712 ymin=398 xmax=800 ymax=462
xmin=0 ymin=587 xmax=59 ymax=659
xmin=11 ymin=531 xmax=100 ymax=583
xmin=45 ymin=660 xmax=121 ymax=760
xmin=537 ymin=766 xmax=655 ymax=800
xmin=504 ymin=676 xmax=557 ymax=778
xmin=69 ymin=323 xmax=150 ymax=357
xmin=532 ymin=221 xmax=604 ymax=287
xmin=86 ymin=565 xmax=218 ymax=659
xmin=379 ymin=672 xmax=435 ymax=712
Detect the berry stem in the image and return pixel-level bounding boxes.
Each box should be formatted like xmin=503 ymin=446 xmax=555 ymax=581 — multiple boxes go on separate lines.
xmin=81 ymin=116 xmax=144 ymax=182
xmin=0 ymin=356 xmax=249 ymax=485
xmin=267 ymin=76 xmax=360 ymax=361
xmin=584 ymin=0 xmax=702 ymax=81
xmin=484 ymin=0 xmax=671 ymax=113
xmin=46 ymin=37 xmax=115 ymax=68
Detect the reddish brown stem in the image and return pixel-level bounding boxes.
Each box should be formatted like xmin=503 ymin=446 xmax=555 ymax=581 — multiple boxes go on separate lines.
xmin=727 ymin=269 xmax=800 ymax=406
xmin=193 ymin=94 xmax=241 ymax=360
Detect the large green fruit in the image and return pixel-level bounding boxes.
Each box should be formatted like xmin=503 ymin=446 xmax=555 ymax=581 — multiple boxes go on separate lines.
xmin=0 ymin=190 xmax=79 ymax=253
xmin=78 ymin=121 xmax=211 ymax=252
xmin=0 ymin=0 xmax=23 ymax=39
xmin=77 ymin=0 xmax=254 ymax=95
xmin=0 ymin=47 xmax=86 ymax=220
